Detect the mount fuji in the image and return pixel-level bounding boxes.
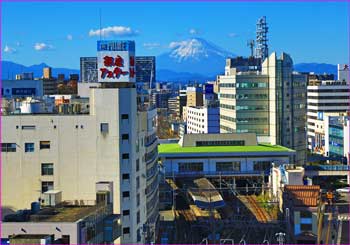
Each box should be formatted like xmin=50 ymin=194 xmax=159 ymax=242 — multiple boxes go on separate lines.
xmin=157 ymin=38 xmax=236 ymax=81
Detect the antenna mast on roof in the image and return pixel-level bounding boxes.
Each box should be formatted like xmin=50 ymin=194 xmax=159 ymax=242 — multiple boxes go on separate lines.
xmin=247 ymin=39 xmax=255 ymax=58
xmin=99 ymin=8 xmax=102 ymax=40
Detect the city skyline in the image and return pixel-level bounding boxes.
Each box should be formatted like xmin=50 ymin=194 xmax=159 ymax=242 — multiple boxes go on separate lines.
xmin=2 ymin=1 xmax=349 ymax=69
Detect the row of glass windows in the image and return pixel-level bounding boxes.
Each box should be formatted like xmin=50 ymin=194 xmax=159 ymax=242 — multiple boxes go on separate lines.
xmin=307 ymin=89 xmax=350 ymax=93
xmin=2 ymin=142 xmax=50 ymax=152
xmin=236 ymin=117 xmax=268 ymax=124
xmin=220 ymin=83 xmax=236 ymax=88
xmin=177 ymin=161 xmax=271 ymax=172
xmin=308 ymin=103 xmax=350 ymax=107
xmin=220 ymin=125 xmax=234 ymax=133
xmin=236 ymin=128 xmax=268 ymax=134
xmin=308 ymin=96 xmax=350 ymax=100
xmin=220 ymin=103 xmax=235 ymax=110
xmin=220 ymin=115 xmax=235 ymax=122
xmin=220 ymin=94 xmax=268 ymax=100
xmin=236 ymin=82 xmax=268 ymax=88
xmin=196 ymin=140 xmax=245 ymax=146
xmin=216 ymin=162 xmax=240 ymax=171
xmin=219 ymin=115 xmax=268 ymax=124
xmin=236 ymin=105 xmax=268 ymax=111
xmin=220 ymin=93 xmax=235 ymax=99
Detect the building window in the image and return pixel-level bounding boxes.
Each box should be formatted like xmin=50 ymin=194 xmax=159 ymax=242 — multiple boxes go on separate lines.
xmin=123 ymin=227 xmax=130 ymax=235
xmin=136 ymin=176 xmax=140 ymax=190
xmin=216 ymin=161 xmax=241 ymax=171
xmin=137 ymin=228 xmax=141 ymax=242
xmin=25 ymin=143 xmax=34 ymax=152
xmin=136 ymin=193 xmax=140 ymax=207
xmin=300 ymin=223 xmax=312 ymax=231
xmin=300 ymin=211 xmax=312 ymax=218
xmin=178 ymin=162 xmax=203 ymax=172
xmin=122 ymin=173 xmax=130 ymax=181
xmin=41 ymin=181 xmax=54 ymax=193
xmin=137 ymin=211 xmax=140 ymax=224
xmin=41 ymin=163 xmax=54 ymax=175
xmin=100 ymin=123 xmax=109 ymax=133
xmin=122 ymin=153 xmax=129 ymax=159
xmin=136 ymin=159 xmax=140 ymax=172
xmin=40 ymin=141 xmax=50 ymax=149
xmin=22 ymin=125 xmax=36 ymax=130
xmin=123 ymin=210 xmax=130 ymax=216
xmin=122 ymin=191 xmax=130 ymax=198
xmin=122 ymin=134 xmax=129 ymax=140
xmin=1 ymin=143 xmax=16 ymax=152
xmin=253 ymin=161 xmax=271 ymax=171
xmin=122 ymin=114 xmax=129 ymax=120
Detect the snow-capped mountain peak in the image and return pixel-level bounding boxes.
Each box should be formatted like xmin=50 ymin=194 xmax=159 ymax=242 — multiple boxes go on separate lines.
xmin=157 ymin=37 xmax=236 ymax=76
xmin=168 ymin=38 xmax=234 ymax=62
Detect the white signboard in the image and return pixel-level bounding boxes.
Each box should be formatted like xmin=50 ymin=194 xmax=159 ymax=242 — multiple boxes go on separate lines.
xmin=97 ymin=50 xmax=135 ymax=83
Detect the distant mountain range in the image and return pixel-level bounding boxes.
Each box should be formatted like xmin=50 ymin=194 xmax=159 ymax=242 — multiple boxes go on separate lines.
xmin=294 ymin=63 xmax=337 ymax=77
xmin=1 ymin=38 xmax=338 ymax=82
xmin=1 ymin=61 xmax=79 ymax=80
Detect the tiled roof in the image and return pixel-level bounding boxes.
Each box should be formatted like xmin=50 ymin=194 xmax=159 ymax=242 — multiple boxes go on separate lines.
xmin=284 ymin=185 xmax=320 ymax=207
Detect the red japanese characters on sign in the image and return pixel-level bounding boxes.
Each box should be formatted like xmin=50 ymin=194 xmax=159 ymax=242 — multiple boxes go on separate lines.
xmin=100 ymin=55 xmax=133 ymax=79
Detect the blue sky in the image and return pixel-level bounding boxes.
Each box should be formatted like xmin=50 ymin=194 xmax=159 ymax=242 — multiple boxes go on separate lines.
xmin=1 ymin=1 xmax=349 ymax=69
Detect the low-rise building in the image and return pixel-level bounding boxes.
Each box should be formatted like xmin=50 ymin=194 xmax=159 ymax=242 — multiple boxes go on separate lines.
xmin=186 ymin=106 xmax=220 ymax=134
xmin=282 ymin=185 xmax=321 ymax=244
xmin=159 ymin=133 xmax=295 ymax=181
xmin=2 ymin=198 xmax=120 ymax=244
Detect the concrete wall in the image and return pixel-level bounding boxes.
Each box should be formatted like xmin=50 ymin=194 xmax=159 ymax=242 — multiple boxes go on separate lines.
xmin=2 ymin=87 xmax=146 ymax=244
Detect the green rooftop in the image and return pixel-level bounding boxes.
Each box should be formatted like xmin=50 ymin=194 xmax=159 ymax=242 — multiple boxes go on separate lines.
xmin=158 ymin=143 xmax=294 ymax=154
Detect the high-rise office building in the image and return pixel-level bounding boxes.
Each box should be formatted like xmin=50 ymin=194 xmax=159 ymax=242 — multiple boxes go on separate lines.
xmin=43 ymin=67 xmax=52 ymax=79
xmin=135 ymin=56 xmax=156 ymax=89
xmin=307 ymin=80 xmax=350 ymax=152
xmin=219 ymin=52 xmax=307 ymax=165
xmin=80 ymin=57 xmax=98 ymax=82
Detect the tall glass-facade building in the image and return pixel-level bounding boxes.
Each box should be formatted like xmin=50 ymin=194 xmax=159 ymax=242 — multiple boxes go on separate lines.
xmin=219 ymin=52 xmax=307 ymax=165
xmin=135 ymin=56 xmax=156 ymax=89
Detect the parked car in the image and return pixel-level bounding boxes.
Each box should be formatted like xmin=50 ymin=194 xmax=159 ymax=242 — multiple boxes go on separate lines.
xmin=336 ymin=187 xmax=350 ymax=193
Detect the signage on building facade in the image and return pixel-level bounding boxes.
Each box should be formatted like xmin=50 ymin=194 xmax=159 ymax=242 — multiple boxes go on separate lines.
xmin=97 ymin=40 xmax=136 ymax=83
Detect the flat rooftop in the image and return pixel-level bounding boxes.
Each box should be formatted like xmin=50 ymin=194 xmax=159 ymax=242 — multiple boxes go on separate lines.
xmin=30 ymin=205 xmax=103 ymax=222
xmin=158 ymin=143 xmax=294 ymax=154
xmin=2 ymin=203 xmax=112 ymax=223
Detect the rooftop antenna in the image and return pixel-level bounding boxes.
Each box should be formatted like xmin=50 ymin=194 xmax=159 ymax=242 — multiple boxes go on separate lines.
xmin=99 ymin=8 xmax=102 ymax=40
xmin=247 ymin=39 xmax=255 ymax=58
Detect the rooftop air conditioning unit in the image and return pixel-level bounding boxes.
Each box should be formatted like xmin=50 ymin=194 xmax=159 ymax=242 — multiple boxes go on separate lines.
xmin=41 ymin=190 xmax=62 ymax=207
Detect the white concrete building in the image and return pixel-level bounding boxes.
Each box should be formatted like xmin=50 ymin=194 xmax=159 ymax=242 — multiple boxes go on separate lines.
xmin=186 ymin=106 xmax=220 ymax=134
xmin=307 ymin=80 xmax=350 ymax=151
xmin=1 ymin=40 xmax=159 ymax=244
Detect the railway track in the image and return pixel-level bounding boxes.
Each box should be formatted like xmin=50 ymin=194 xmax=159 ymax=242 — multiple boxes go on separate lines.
xmin=238 ymin=195 xmax=270 ymax=223
xmin=246 ymin=195 xmax=269 ymax=223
